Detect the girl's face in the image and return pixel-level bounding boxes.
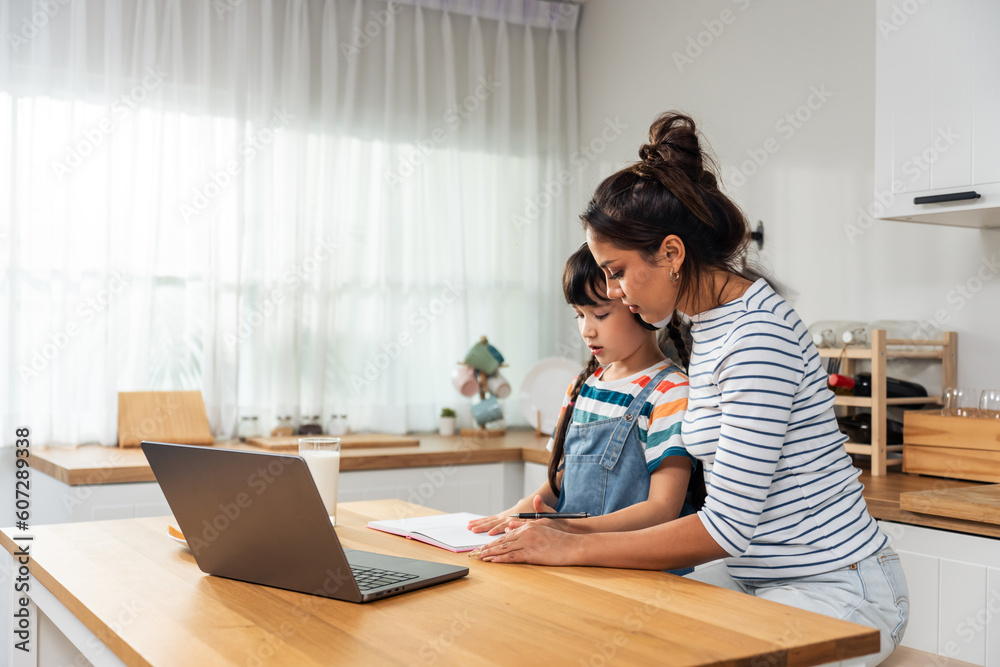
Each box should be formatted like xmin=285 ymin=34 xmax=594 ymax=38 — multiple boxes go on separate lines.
xmin=586 ymin=232 xmax=680 ymax=324
xmin=574 ymin=291 xmax=653 ymax=366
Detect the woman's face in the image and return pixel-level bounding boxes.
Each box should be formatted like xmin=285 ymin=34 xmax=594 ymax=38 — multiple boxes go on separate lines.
xmin=586 ymin=232 xmax=679 ymax=324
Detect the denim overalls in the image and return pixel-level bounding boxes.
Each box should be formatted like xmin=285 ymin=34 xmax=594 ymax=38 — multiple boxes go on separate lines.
xmin=555 ymin=365 xmax=695 ymax=575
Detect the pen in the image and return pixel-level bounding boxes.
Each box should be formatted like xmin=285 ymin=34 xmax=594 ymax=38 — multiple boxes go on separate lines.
xmin=508 ymin=512 xmax=590 ymax=519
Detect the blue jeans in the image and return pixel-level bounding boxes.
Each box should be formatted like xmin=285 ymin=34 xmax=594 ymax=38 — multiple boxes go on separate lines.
xmin=686 ymin=547 xmax=909 ymax=666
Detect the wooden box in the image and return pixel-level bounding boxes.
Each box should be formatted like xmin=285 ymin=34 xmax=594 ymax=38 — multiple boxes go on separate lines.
xmin=903 ymin=410 xmax=1000 ymax=483
xmin=118 ymin=391 xmax=214 ymax=448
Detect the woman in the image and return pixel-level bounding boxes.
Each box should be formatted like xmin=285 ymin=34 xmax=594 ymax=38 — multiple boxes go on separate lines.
xmin=475 ymin=112 xmax=908 ymax=666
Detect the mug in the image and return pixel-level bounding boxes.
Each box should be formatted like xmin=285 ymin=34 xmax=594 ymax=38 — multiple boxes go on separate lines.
xmin=471 ymin=395 xmax=503 ymax=425
xmin=451 ymin=364 xmax=479 ymax=397
xmin=463 ymin=342 xmax=501 ymax=375
xmin=486 ymin=372 xmax=511 ymax=399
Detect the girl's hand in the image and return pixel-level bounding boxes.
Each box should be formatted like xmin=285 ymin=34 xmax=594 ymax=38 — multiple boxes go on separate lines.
xmin=467 ymin=512 xmax=515 ymax=535
xmin=473 ymin=522 xmax=582 ymax=566
xmin=504 ymin=495 xmax=586 ymax=534
xmin=468 ymin=495 xmax=557 ymax=535
xmin=468 ymin=496 xmax=538 ymax=535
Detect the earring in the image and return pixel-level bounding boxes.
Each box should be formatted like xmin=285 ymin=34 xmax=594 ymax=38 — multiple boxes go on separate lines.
xmin=670 ymin=269 xmax=680 ymax=283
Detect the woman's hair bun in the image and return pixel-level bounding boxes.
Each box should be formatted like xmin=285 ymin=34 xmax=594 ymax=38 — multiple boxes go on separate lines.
xmin=638 ymin=112 xmax=704 ymax=181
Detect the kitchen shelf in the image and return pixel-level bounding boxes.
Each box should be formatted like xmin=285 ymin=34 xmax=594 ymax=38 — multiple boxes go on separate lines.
xmin=831 ymin=395 xmax=942 ymax=407
xmin=844 ymin=442 xmax=903 ymax=459
xmin=818 ymin=330 xmax=957 ymax=476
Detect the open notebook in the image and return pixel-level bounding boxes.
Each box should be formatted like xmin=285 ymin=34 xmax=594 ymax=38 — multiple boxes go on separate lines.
xmin=367 ymin=513 xmax=500 ymax=553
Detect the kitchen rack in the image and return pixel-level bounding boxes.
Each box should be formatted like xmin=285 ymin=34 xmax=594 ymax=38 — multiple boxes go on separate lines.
xmin=818 ymin=330 xmax=958 ymax=476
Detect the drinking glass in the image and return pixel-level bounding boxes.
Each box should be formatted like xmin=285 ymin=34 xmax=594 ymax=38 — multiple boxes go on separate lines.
xmin=980 ymin=390 xmax=1000 ymax=419
xmin=299 ymin=437 xmax=341 ymax=524
xmin=955 ymin=388 xmax=980 ymax=418
xmin=942 ymin=387 xmax=959 ymax=416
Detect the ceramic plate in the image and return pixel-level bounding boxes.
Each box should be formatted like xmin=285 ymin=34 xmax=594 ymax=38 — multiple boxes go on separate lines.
xmin=168 ymin=525 xmax=188 ymax=548
xmin=519 ymin=357 xmax=582 ymax=435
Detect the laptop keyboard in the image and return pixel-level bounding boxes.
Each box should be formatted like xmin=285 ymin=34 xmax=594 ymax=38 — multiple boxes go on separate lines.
xmin=351 ymin=565 xmax=419 ymax=591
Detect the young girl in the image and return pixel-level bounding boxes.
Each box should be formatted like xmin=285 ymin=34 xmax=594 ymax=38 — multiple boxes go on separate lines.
xmin=474 ymin=112 xmax=907 ymax=666
xmin=468 ymin=245 xmax=700 ymax=560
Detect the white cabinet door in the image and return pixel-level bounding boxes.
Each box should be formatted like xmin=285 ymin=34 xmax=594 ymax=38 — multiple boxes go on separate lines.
xmin=973 ymin=0 xmax=1000 ymax=189
xmin=875 ymin=0 xmax=1000 ymax=227
xmin=881 ymin=520 xmax=1000 ymax=666
xmin=928 ymin=0 xmax=973 ymax=191
xmin=879 ymin=0 xmax=935 ymax=196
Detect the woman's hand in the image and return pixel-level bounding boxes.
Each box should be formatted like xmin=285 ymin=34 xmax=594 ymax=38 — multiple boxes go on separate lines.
xmin=473 ymin=521 xmax=583 ymax=566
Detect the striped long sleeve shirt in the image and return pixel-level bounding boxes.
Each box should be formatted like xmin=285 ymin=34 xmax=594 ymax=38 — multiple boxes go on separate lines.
xmin=682 ymin=279 xmax=886 ymax=579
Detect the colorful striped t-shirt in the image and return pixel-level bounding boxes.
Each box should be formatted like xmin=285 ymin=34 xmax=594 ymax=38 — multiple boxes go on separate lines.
xmin=547 ymin=361 xmax=691 ymax=473
xmin=683 ymin=278 xmax=886 ymax=579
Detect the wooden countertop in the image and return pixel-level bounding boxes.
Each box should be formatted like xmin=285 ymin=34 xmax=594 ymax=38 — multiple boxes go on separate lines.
xmin=0 ymin=499 xmax=879 ymax=666
xmin=30 ymin=431 xmax=1000 ymax=539
xmin=29 ymin=428 xmax=552 ymax=485
xmin=858 ymin=470 xmax=1000 ymax=539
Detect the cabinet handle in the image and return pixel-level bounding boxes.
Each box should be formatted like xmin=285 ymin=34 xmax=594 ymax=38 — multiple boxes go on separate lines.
xmin=913 ymin=191 xmax=981 ymax=205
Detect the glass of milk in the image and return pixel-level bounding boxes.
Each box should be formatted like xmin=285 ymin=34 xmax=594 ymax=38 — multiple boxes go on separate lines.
xmin=298 ymin=437 xmax=341 ymax=524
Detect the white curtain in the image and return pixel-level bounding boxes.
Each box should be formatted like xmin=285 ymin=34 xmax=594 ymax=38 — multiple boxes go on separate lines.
xmin=0 ymin=0 xmax=581 ymax=446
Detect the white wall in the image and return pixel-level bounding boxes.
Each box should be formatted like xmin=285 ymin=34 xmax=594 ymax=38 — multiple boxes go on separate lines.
xmin=577 ymin=0 xmax=1000 ymax=390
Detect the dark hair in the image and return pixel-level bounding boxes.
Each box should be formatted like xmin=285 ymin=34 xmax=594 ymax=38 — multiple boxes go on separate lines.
xmin=581 ymin=112 xmax=763 ymax=331
xmin=547 ymin=245 xmax=610 ymax=496
xmin=548 ymin=244 xmax=689 ymax=498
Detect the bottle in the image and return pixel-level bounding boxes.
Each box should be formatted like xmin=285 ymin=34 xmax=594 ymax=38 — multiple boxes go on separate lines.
xmin=870 ymin=319 xmax=933 ymax=351
xmin=271 ymin=415 xmax=295 ymax=437
xmin=327 ymin=414 xmax=350 ymax=436
xmin=237 ymin=415 xmax=260 ymax=442
xmin=828 ymin=372 xmax=928 ymax=403
xmin=808 ymin=320 xmax=866 ymax=349
xmin=298 ymin=415 xmax=323 ymax=436
xmin=837 ymin=413 xmax=904 ymax=445
xmin=841 ymin=325 xmax=870 ymax=347
xmin=808 ymin=321 xmax=841 ymax=348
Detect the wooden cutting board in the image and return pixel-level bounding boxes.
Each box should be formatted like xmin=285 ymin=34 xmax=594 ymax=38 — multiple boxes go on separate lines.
xmin=245 ymin=434 xmax=420 ymax=450
xmin=118 ymin=391 xmax=214 ymax=448
xmin=899 ymin=484 xmax=1000 ymax=526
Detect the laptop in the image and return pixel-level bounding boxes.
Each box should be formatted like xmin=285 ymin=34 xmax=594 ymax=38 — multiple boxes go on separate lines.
xmin=141 ymin=441 xmax=469 ymax=603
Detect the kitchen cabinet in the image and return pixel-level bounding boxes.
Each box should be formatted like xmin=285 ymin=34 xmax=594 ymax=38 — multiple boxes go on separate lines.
xmin=881 ymin=520 xmax=1000 ymax=666
xmin=875 ymin=0 xmax=1000 ymax=227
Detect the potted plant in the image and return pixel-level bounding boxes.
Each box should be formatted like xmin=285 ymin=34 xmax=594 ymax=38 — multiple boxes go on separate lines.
xmin=439 ymin=407 xmax=457 ymax=436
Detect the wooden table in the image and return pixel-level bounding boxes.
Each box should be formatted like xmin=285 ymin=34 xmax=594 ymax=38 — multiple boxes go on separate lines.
xmin=1 ymin=500 xmax=879 ymax=666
